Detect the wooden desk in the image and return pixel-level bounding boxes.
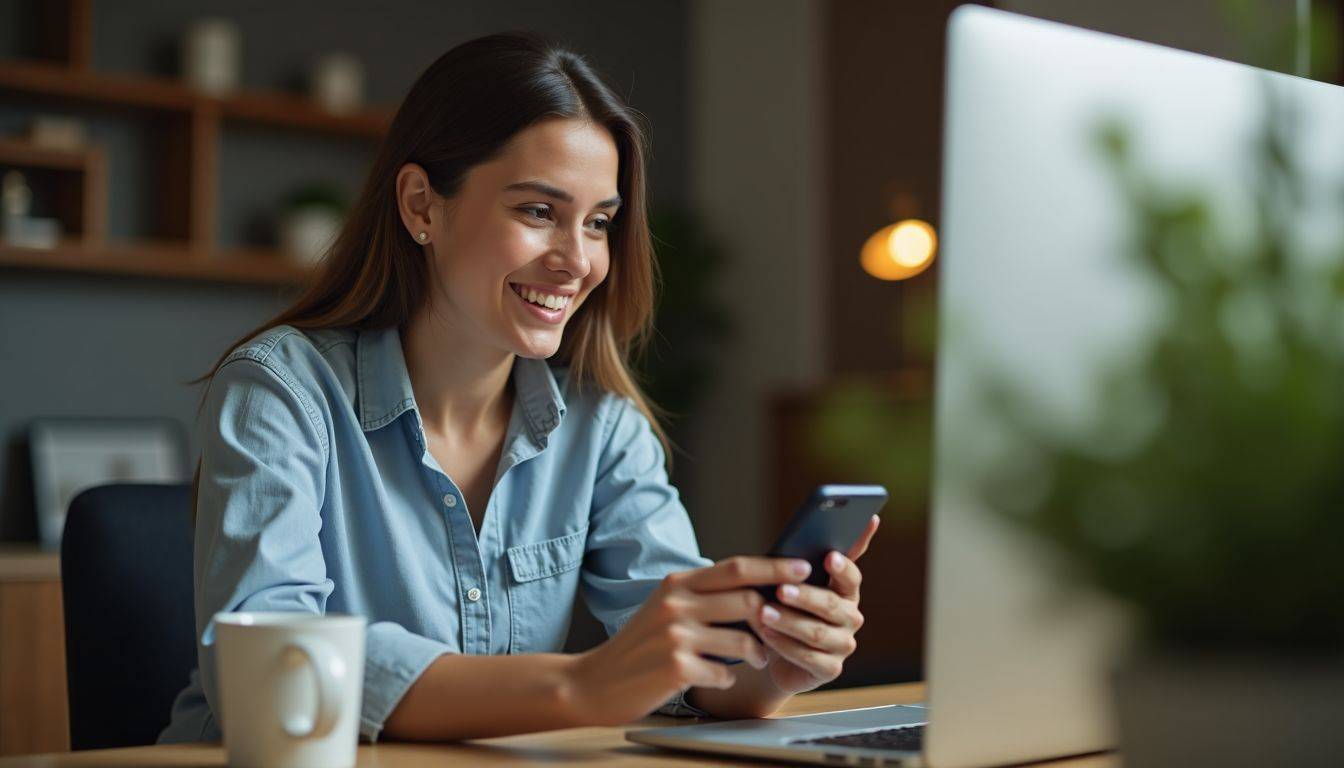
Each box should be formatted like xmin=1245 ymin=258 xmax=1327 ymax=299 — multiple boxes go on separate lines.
xmin=0 ymin=683 xmax=1117 ymax=767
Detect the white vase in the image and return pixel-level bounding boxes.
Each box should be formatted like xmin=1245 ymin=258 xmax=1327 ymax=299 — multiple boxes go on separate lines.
xmin=279 ymin=208 xmax=342 ymax=267
xmin=184 ymin=18 xmax=241 ymax=95
xmin=311 ymin=54 xmax=365 ymax=115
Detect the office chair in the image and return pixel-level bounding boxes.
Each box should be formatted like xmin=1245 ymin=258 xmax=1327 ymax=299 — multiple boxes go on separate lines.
xmin=60 ymin=483 xmax=196 ymax=750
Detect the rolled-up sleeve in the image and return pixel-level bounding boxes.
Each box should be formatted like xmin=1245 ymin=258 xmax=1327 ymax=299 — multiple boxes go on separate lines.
xmin=580 ymin=396 xmax=715 ymax=716
xmin=193 ymin=356 xmax=448 ymax=743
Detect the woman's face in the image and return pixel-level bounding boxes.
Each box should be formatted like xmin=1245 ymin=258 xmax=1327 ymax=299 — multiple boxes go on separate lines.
xmin=405 ymin=117 xmax=620 ymax=360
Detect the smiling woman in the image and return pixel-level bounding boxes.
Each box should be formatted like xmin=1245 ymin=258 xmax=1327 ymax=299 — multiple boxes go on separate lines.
xmin=399 ymin=117 xmax=621 ymax=365
xmin=159 ymin=31 xmax=874 ymax=749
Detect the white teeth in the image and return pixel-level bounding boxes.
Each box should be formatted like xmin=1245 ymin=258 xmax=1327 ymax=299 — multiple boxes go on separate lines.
xmin=515 ymin=285 xmax=569 ymax=311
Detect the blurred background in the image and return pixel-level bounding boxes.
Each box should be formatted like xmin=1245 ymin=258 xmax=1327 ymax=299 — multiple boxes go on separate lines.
xmin=0 ymin=0 xmax=1318 ymax=756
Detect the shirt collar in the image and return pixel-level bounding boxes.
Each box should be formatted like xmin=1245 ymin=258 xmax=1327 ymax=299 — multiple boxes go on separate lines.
xmin=512 ymin=351 xmax=567 ymax=447
xmin=356 ymin=327 xmax=567 ymax=446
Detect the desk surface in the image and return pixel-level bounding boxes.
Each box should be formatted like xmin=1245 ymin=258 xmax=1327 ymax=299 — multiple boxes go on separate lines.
xmin=2 ymin=683 xmax=1118 ymax=767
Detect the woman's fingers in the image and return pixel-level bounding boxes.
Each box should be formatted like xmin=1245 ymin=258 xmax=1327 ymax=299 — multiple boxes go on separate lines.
xmin=776 ymin=583 xmax=860 ymax=628
xmin=759 ymin=626 xmax=845 ymax=682
xmin=688 ymin=624 xmax=770 ymax=669
xmin=674 ymin=649 xmax=739 ymax=689
xmin=824 ymin=551 xmax=863 ymax=599
xmin=681 ymin=588 xmax=769 ymax=623
xmin=846 ymin=515 xmax=881 ymax=562
xmin=759 ymin=603 xmax=857 ymax=655
xmin=673 ymin=556 xmax=811 ymax=593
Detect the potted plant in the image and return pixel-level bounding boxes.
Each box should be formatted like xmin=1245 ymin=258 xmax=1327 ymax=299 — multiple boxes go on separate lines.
xmin=637 ymin=208 xmax=733 ymax=445
xmin=278 ymin=182 xmax=348 ymax=267
xmin=969 ymin=71 xmax=1344 ymax=766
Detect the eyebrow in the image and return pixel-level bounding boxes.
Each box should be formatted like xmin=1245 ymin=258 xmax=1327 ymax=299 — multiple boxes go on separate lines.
xmin=503 ymin=181 xmax=622 ymax=210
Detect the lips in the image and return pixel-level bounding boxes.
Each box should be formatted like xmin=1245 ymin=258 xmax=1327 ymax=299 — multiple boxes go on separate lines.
xmin=510 ymin=283 xmax=574 ymax=310
xmin=508 ymin=283 xmax=568 ymax=325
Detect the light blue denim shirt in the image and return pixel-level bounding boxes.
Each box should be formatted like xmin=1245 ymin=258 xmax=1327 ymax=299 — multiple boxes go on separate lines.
xmin=158 ymin=324 xmax=714 ymax=744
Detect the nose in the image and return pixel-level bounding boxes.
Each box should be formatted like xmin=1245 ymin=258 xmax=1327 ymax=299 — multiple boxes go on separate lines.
xmin=545 ymin=224 xmax=592 ymax=280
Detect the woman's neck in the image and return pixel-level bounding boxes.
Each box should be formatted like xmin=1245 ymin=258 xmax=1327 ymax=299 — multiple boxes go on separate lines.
xmin=400 ymin=307 xmax=514 ymax=439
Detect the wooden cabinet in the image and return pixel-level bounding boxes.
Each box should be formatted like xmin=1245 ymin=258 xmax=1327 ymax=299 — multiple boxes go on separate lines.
xmin=0 ymin=551 xmax=66 ymax=756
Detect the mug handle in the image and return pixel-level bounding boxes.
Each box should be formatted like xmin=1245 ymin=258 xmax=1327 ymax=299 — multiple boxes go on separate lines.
xmin=280 ymin=638 xmax=347 ymax=739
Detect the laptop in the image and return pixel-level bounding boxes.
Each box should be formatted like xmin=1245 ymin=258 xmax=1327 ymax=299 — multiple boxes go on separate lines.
xmin=628 ymin=6 xmax=1344 ymax=766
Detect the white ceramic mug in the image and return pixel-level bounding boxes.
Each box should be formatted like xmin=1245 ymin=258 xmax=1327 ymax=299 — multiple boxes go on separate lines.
xmin=214 ymin=612 xmax=366 ymax=768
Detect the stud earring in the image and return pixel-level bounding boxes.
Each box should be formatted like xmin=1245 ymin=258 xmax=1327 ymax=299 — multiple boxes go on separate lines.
xmin=417 ymin=231 xmax=428 ymax=242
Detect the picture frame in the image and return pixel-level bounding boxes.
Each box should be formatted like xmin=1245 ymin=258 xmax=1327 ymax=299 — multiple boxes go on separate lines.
xmin=29 ymin=418 xmax=188 ymax=550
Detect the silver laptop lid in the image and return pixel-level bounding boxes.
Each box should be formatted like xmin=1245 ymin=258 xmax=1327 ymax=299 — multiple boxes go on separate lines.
xmin=928 ymin=6 xmax=1344 ymax=768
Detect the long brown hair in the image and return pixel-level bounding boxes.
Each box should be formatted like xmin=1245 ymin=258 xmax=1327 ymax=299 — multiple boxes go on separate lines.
xmin=197 ymin=32 xmax=667 ymax=466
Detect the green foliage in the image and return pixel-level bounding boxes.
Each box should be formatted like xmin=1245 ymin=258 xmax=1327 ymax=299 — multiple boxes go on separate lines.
xmin=635 ymin=208 xmax=733 ymax=424
xmin=980 ymin=82 xmax=1344 ymax=653
xmin=1220 ymin=0 xmax=1340 ymax=78
xmin=283 ymin=182 xmax=348 ymax=214
xmin=808 ymin=377 xmax=932 ymax=521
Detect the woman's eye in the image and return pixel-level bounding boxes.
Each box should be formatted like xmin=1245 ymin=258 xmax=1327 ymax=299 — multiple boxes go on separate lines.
xmin=518 ymin=205 xmax=608 ymax=233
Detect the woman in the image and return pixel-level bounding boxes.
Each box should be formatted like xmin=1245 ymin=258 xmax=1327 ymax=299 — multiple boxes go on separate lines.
xmin=159 ymin=32 xmax=878 ymax=744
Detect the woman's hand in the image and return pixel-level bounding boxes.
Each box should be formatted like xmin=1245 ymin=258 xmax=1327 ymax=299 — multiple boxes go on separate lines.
xmin=750 ymin=515 xmax=880 ymax=695
xmin=566 ymin=556 xmax=813 ymax=725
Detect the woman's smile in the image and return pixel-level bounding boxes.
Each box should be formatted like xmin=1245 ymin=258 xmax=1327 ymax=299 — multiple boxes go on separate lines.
xmin=508 ymin=281 xmax=573 ymax=325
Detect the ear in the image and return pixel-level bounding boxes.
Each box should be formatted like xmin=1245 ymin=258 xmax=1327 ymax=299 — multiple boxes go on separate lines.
xmin=396 ymin=163 xmax=437 ymax=241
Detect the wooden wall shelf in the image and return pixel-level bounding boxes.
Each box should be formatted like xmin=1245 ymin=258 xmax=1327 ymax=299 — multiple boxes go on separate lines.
xmin=0 ymin=59 xmax=196 ymax=112
xmin=0 ymin=61 xmax=393 ymax=137
xmin=0 ymin=137 xmax=107 ymax=243
xmin=216 ymin=89 xmax=392 ymax=137
xmin=0 ymin=0 xmax=389 ymax=285
xmin=0 ymin=242 xmax=310 ymax=286
xmin=0 ymin=137 xmax=96 ymax=170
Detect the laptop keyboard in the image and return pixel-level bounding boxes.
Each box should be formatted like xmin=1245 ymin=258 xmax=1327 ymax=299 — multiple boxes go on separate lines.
xmin=792 ymin=724 xmax=925 ymax=752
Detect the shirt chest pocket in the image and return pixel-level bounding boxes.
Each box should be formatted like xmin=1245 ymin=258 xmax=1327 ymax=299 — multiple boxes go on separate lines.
xmin=506 ymin=526 xmax=588 ymax=654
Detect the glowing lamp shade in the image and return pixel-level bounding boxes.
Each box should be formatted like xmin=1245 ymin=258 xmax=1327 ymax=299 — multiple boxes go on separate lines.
xmin=860 ymin=219 xmax=937 ymax=281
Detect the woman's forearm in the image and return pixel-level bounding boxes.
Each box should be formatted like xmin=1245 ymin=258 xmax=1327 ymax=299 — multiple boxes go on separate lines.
xmin=685 ymin=661 xmax=791 ymax=719
xmin=382 ymin=652 xmax=585 ymax=741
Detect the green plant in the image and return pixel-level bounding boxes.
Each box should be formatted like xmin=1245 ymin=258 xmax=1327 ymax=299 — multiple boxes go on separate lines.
xmin=975 ymin=77 xmax=1344 ymax=653
xmin=807 ymin=376 xmax=932 ymax=520
xmin=637 ymin=208 xmax=733 ymax=426
xmin=1220 ymin=0 xmax=1339 ymax=78
xmin=283 ymin=181 xmax=348 ymax=214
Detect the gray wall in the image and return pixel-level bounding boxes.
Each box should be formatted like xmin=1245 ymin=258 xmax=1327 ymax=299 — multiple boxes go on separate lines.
xmin=683 ymin=0 xmax=826 ymax=559
xmin=0 ymin=1 xmax=691 ymax=538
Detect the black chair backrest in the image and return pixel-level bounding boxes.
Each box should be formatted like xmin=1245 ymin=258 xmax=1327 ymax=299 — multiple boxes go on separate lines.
xmin=60 ymin=483 xmax=195 ymax=750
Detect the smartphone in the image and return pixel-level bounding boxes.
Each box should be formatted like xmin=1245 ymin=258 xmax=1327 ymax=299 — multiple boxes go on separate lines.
xmin=760 ymin=484 xmax=888 ymax=593
xmin=710 ymin=484 xmax=888 ymax=660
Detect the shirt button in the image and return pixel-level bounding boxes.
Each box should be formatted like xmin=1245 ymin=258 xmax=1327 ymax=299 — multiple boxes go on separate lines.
xmin=443 ymin=493 xmax=457 ymax=508
xmin=466 ymin=587 xmax=482 ymax=602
